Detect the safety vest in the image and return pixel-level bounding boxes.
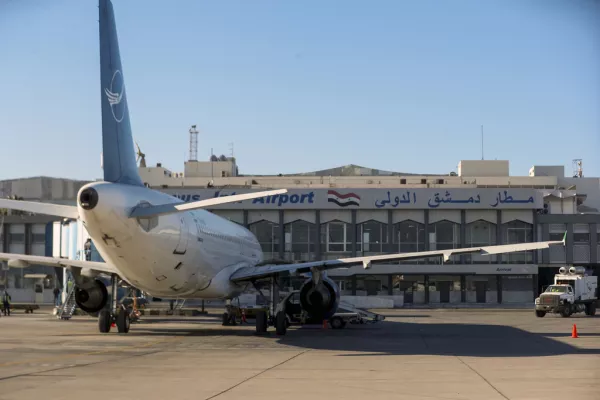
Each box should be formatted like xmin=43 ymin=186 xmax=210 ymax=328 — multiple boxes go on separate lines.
xmin=1 ymin=294 xmax=10 ymax=304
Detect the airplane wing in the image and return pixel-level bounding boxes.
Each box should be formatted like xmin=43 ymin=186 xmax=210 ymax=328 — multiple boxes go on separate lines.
xmin=0 ymin=253 xmax=118 ymax=275
xmin=0 ymin=199 xmax=78 ymax=219
xmin=128 ymin=189 xmax=288 ymax=218
xmin=229 ymin=235 xmax=566 ymax=282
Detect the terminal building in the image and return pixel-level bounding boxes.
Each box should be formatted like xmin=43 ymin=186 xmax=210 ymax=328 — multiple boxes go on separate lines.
xmin=1 ymin=159 xmax=599 ymax=307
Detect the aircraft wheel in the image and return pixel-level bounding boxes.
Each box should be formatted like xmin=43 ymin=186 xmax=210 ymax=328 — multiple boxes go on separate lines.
xmin=255 ymin=310 xmax=268 ymax=334
xmin=98 ymin=310 xmax=111 ymax=333
xmin=275 ymin=311 xmax=287 ymax=335
xmin=116 ymin=310 xmax=130 ymax=333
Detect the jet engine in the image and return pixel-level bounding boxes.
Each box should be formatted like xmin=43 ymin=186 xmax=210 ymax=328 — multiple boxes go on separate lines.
xmin=299 ymin=276 xmax=340 ymax=320
xmin=75 ymin=278 xmax=108 ymax=313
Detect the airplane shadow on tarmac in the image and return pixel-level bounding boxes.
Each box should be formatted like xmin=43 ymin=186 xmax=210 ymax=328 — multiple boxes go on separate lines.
xmin=77 ymin=314 xmax=600 ymax=358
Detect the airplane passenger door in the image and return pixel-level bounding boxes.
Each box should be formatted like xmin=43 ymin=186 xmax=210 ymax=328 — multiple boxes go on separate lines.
xmin=173 ymin=217 xmax=189 ymax=255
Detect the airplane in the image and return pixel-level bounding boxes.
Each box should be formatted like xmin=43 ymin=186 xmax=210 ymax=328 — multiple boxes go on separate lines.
xmin=0 ymin=0 xmax=565 ymax=335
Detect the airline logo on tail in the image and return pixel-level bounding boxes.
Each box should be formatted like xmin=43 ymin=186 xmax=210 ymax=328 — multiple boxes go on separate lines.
xmin=104 ymin=70 xmax=125 ymax=122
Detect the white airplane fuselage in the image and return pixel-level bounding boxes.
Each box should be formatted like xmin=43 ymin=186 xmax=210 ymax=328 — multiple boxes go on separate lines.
xmin=78 ymin=181 xmax=264 ymax=299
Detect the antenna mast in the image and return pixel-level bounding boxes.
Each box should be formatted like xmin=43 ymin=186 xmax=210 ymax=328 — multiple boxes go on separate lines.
xmin=481 ymin=125 xmax=484 ymax=160
xmin=189 ymin=125 xmax=199 ymax=161
xmin=572 ymin=159 xmax=583 ymax=178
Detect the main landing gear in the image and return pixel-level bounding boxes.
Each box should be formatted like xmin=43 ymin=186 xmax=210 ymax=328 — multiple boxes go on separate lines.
xmin=98 ymin=274 xmax=130 ymax=334
xmin=253 ymin=276 xmax=289 ymax=336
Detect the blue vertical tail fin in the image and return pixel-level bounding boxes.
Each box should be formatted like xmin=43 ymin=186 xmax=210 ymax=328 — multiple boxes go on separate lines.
xmin=99 ymin=0 xmax=143 ymax=186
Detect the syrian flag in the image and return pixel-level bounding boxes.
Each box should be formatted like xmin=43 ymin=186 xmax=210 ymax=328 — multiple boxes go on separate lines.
xmin=327 ymin=190 xmax=361 ymax=207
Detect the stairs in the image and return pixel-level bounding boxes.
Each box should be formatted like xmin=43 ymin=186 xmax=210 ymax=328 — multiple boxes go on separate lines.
xmin=57 ymin=274 xmax=77 ymax=320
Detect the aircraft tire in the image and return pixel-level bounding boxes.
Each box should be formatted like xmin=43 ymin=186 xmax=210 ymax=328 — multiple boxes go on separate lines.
xmin=98 ymin=310 xmax=111 ymax=333
xmin=222 ymin=312 xmax=230 ymax=326
xmin=116 ymin=310 xmax=130 ymax=333
xmin=275 ymin=311 xmax=287 ymax=336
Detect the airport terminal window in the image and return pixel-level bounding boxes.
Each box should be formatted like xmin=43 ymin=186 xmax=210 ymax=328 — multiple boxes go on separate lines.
xmin=320 ymin=221 xmax=351 ymax=253
xmin=503 ymin=220 xmax=533 ymax=263
xmin=465 ymin=220 xmax=496 ymax=263
xmin=549 ymin=232 xmax=564 ymax=241
xmin=429 ymin=220 xmax=460 ymax=250
xmin=9 ymin=233 xmax=24 ymax=243
xmin=393 ymin=220 xmax=425 ymax=253
xmin=284 ymin=220 xmax=317 ymax=261
xmin=249 ymin=220 xmax=280 ymax=257
xmin=32 ymin=233 xmax=45 ymax=243
xmin=357 ymin=220 xmax=387 ymax=254
xmin=573 ymin=233 xmax=590 ymax=243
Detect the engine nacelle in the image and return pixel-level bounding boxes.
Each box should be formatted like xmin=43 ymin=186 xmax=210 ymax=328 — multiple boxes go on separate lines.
xmin=75 ymin=278 xmax=108 ymax=313
xmin=299 ymin=276 xmax=340 ymax=320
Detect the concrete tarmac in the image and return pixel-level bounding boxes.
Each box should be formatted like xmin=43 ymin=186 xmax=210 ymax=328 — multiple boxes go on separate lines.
xmin=0 ymin=309 xmax=598 ymax=400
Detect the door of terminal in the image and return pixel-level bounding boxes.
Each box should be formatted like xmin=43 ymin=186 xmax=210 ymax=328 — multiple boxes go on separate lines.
xmin=475 ymin=282 xmax=487 ymax=303
xmin=438 ymin=282 xmax=451 ymax=303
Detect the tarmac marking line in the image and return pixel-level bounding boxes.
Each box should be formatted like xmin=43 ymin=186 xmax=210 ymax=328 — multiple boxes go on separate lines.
xmin=0 ymin=350 xmax=163 ymax=382
xmin=0 ymin=336 xmax=181 ymax=368
xmin=455 ymin=356 xmax=510 ymax=400
xmin=204 ymin=349 xmax=310 ymax=400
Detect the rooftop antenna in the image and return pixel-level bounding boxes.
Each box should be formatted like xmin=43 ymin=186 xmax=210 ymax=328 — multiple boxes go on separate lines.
xmin=481 ymin=125 xmax=484 ymax=160
xmin=572 ymin=159 xmax=583 ymax=178
xmin=189 ymin=125 xmax=199 ymax=161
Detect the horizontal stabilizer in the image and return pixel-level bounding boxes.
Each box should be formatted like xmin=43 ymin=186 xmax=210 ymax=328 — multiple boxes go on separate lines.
xmin=129 ymin=189 xmax=288 ymax=218
xmin=0 ymin=199 xmax=78 ymax=219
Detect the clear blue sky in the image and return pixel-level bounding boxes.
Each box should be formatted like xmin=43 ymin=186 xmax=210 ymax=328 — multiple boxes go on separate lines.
xmin=0 ymin=0 xmax=598 ymax=180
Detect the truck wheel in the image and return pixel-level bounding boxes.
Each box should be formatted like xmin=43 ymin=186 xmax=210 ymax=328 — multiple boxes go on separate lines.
xmin=585 ymin=303 xmax=596 ymax=316
xmin=330 ymin=316 xmax=345 ymax=329
xmin=560 ymin=304 xmax=572 ymax=318
xmin=535 ymin=310 xmax=546 ymax=318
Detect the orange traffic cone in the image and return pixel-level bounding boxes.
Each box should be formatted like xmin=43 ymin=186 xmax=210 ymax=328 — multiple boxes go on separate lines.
xmin=571 ymin=324 xmax=578 ymax=338
xmin=322 ymin=319 xmax=328 ymax=329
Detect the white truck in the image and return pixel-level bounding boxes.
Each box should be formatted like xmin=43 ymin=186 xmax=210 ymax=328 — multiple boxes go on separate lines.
xmin=535 ymin=266 xmax=598 ymax=318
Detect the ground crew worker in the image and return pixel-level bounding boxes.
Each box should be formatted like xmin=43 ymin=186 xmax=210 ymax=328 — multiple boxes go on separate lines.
xmin=53 ymin=287 xmax=61 ymax=307
xmin=84 ymin=238 xmax=92 ymax=261
xmin=2 ymin=290 xmax=11 ymax=316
